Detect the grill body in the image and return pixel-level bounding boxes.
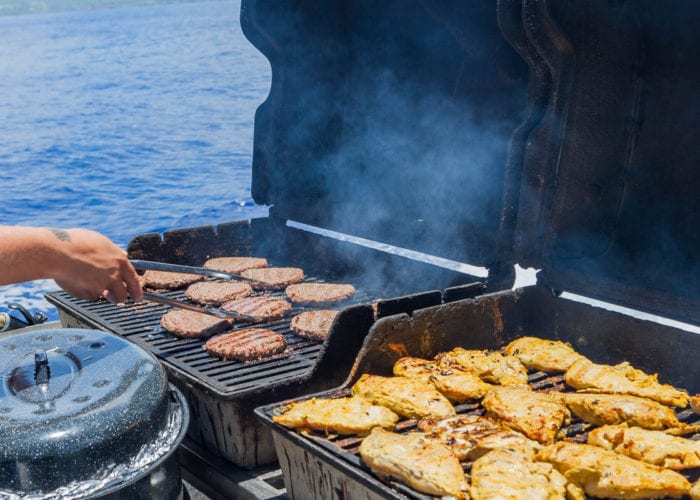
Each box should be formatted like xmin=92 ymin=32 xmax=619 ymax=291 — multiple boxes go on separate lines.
xmin=47 ymin=217 xmax=487 ymax=467
xmin=256 ymin=285 xmax=700 ymax=499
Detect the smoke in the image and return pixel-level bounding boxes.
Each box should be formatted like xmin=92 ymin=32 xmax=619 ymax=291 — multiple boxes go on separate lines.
xmin=247 ymin=0 xmax=528 ymax=290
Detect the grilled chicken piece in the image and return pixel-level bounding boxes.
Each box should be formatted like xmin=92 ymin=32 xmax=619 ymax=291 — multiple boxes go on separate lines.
xmin=537 ymin=441 xmax=692 ymax=499
xmin=358 ymin=427 xmax=469 ymax=499
xmin=503 ymin=336 xmax=587 ymax=372
xmin=481 ymin=386 xmax=570 ymax=444
xmin=351 ymin=374 xmax=455 ymax=419
xmin=691 ymin=394 xmax=700 ymax=415
xmin=470 ymin=448 xmax=571 ymax=500
xmin=436 ymin=347 xmax=528 ymax=386
xmin=272 ymin=396 xmax=398 ymax=435
xmin=417 ymin=414 xmax=541 ymax=460
xmin=588 ymin=423 xmax=700 ymax=470
xmin=565 ymin=358 xmax=689 ymax=408
xmin=393 ymin=357 xmax=493 ymax=402
xmin=553 ymin=392 xmax=699 ymax=435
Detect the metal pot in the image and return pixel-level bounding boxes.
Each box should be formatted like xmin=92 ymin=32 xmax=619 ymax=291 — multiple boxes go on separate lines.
xmin=0 ymin=328 xmax=189 ymax=499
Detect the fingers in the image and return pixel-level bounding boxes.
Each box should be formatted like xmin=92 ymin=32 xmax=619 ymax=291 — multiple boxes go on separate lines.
xmin=121 ymin=259 xmax=144 ymax=303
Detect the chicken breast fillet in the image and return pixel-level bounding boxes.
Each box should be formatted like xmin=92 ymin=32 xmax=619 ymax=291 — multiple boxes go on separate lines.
xmin=503 ymin=336 xmax=587 ymax=372
xmin=351 ymin=374 xmax=455 ymax=419
xmin=588 ymin=423 xmax=700 ymax=470
xmin=272 ymin=396 xmax=398 ymax=435
xmin=358 ymin=427 xmax=469 ymax=499
xmin=553 ymin=392 xmax=698 ymax=435
xmin=481 ymin=386 xmax=571 ymax=444
xmin=537 ymin=441 xmax=691 ymax=499
xmin=417 ymin=414 xmax=541 ymax=460
xmin=470 ymin=448 xmax=570 ymax=500
xmin=393 ymin=357 xmax=493 ymax=402
xmin=436 ymin=347 xmax=528 ymax=386
xmin=565 ymin=358 xmax=689 ymax=408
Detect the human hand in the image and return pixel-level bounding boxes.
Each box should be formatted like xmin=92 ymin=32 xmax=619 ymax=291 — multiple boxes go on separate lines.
xmin=51 ymin=228 xmax=143 ymax=303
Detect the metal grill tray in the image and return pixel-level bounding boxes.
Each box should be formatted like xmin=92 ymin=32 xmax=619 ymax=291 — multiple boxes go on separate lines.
xmin=47 ymin=276 xmax=375 ymax=399
xmin=258 ymin=372 xmax=700 ymax=500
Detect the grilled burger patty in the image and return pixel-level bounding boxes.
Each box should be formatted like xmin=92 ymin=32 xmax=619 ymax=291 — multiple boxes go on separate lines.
xmin=285 ymin=283 xmax=356 ymax=304
xmin=204 ymin=328 xmax=286 ymax=362
xmin=289 ymin=310 xmax=339 ymax=341
xmin=220 ymin=296 xmax=292 ymax=322
xmin=185 ymin=281 xmax=253 ymax=306
xmin=160 ymin=309 xmax=231 ymax=338
xmin=143 ymin=270 xmax=204 ymax=289
xmin=203 ymin=256 xmax=268 ymax=274
xmin=241 ymin=267 xmax=304 ymax=290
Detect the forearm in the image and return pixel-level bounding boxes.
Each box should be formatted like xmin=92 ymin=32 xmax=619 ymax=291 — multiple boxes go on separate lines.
xmin=0 ymin=226 xmax=64 ymax=285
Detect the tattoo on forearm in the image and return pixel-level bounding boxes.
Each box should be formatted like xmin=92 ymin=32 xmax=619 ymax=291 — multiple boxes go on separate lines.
xmin=50 ymin=228 xmax=71 ymax=242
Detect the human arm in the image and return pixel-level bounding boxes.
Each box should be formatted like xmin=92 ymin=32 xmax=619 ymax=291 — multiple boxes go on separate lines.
xmin=0 ymin=225 xmax=143 ymax=303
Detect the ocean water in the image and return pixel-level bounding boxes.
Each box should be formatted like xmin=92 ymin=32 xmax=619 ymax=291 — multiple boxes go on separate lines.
xmin=0 ymin=0 xmax=271 ymax=322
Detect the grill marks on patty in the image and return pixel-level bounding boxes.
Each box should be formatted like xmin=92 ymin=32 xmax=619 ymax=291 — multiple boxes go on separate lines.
xmin=160 ymin=309 xmax=231 ymax=338
xmin=143 ymin=270 xmax=203 ymax=290
xmin=241 ymin=267 xmax=304 ymax=290
xmin=204 ymin=328 xmax=287 ymax=362
xmin=220 ymin=296 xmax=292 ymax=322
xmin=290 ymin=310 xmax=339 ymax=341
xmin=285 ymin=283 xmax=356 ymax=305
xmin=203 ymin=256 xmax=268 ymax=274
xmin=185 ymin=281 xmax=253 ymax=306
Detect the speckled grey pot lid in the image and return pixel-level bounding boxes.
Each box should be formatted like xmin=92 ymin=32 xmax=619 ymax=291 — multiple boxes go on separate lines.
xmin=0 ymin=328 xmax=169 ymax=461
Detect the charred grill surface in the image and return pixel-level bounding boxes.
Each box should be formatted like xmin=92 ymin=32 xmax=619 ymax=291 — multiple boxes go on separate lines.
xmin=46 ymin=276 xmax=375 ymax=398
xmin=270 ymin=371 xmax=700 ymax=500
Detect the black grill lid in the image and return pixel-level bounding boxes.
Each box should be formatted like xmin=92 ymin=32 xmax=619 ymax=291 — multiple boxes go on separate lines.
xmin=0 ymin=329 xmax=171 ymax=492
xmin=501 ymin=0 xmax=700 ymax=324
xmin=241 ymin=0 xmax=529 ymax=268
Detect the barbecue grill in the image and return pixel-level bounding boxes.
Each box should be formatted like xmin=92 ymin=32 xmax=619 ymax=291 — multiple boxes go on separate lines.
xmin=46 ymin=0 xmax=700 ymax=495
xmin=248 ymin=0 xmax=700 ymax=498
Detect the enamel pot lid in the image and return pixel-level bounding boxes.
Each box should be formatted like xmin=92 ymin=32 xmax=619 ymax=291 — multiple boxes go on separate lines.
xmin=0 ymin=328 xmax=172 ymax=492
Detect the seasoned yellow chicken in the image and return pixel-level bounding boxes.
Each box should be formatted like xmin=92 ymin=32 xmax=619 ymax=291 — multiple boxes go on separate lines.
xmin=271 ymin=396 xmax=398 ymax=434
xmin=691 ymin=394 xmax=700 ymax=415
xmin=565 ymin=358 xmax=689 ymax=408
xmin=470 ymin=448 xmax=572 ymax=500
xmin=351 ymin=374 xmax=455 ymax=419
xmin=537 ymin=441 xmax=692 ymax=499
xmin=436 ymin=347 xmax=529 ymax=386
xmin=553 ymin=392 xmax=699 ymax=435
xmin=358 ymin=427 xmax=469 ymax=499
xmin=481 ymin=386 xmax=570 ymax=444
xmin=503 ymin=336 xmax=587 ymax=372
xmin=588 ymin=423 xmax=700 ymax=470
xmin=417 ymin=414 xmax=541 ymax=460
xmin=393 ymin=357 xmax=493 ymax=402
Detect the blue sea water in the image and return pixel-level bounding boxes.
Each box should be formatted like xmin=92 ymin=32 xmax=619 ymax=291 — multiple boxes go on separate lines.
xmin=0 ymin=0 xmax=271 ymax=322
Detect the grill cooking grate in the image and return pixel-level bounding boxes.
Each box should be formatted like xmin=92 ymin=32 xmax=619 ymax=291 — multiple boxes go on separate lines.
xmin=269 ymin=372 xmax=700 ymax=500
xmin=47 ymin=276 xmax=376 ymax=399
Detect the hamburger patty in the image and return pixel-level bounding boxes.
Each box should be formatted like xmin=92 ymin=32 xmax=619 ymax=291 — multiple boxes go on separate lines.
xmin=290 ymin=310 xmax=339 ymax=341
xmin=143 ymin=270 xmax=203 ymax=290
xmin=185 ymin=281 xmax=253 ymax=306
xmin=241 ymin=267 xmax=304 ymax=290
xmin=220 ymin=296 xmax=292 ymax=322
xmin=204 ymin=328 xmax=286 ymax=362
xmin=203 ymin=256 xmax=268 ymax=274
xmin=160 ymin=309 xmax=231 ymax=338
xmin=285 ymin=283 xmax=356 ymax=305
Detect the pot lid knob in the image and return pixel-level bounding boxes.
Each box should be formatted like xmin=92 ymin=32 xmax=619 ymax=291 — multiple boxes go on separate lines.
xmin=34 ymin=350 xmax=49 ymax=386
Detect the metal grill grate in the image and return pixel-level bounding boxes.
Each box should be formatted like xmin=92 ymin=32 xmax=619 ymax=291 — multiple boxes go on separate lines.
xmin=47 ymin=277 xmax=376 ymax=399
xmin=265 ymin=372 xmax=700 ymax=500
